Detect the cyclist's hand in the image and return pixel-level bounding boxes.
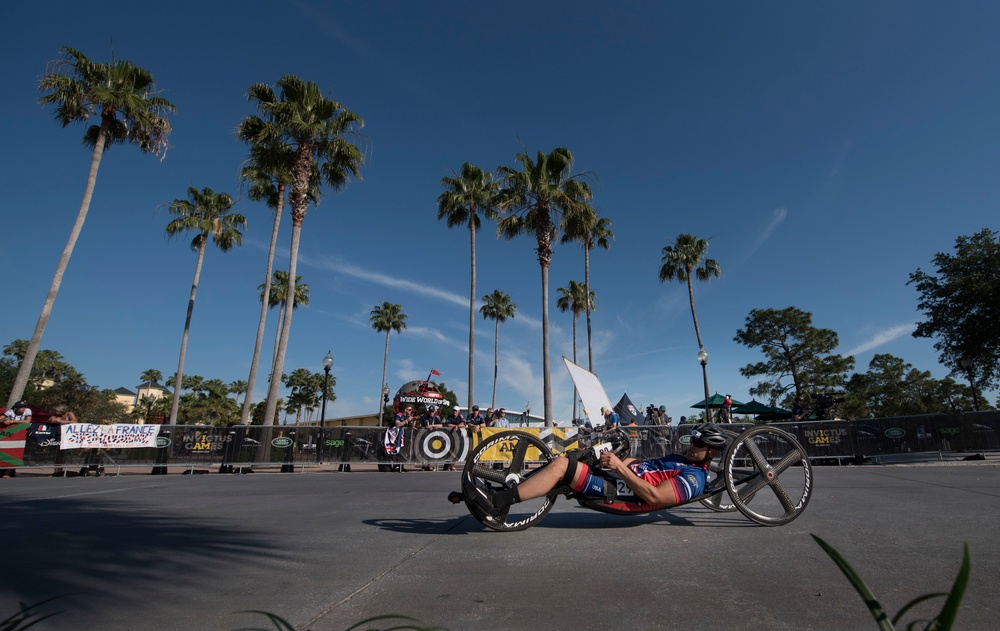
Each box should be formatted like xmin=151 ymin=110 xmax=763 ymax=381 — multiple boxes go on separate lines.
xmin=599 ymin=450 xmax=623 ymax=470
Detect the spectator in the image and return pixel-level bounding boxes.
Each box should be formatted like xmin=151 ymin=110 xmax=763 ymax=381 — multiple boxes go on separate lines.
xmin=2 ymin=401 xmax=32 ymax=478
xmin=394 ymin=406 xmax=416 ymax=427
xmin=792 ymin=396 xmax=810 ymax=422
xmin=601 ymin=406 xmax=620 ymax=430
xmin=715 ymin=395 xmax=733 ymax=424
xmin=49 ymin=403 xmax=77 ymax=477
xmin=421 ymin=406 xmax=443 ymax=429
xmin=466 ymin=405 xmax=486 ymax=435
xmin=445 ymin=406 xmax=466 ymax=429
xmin=492 ymin=408 xmax=511 ymax=428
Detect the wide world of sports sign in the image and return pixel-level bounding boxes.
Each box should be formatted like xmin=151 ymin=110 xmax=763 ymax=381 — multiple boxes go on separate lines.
xmin=60 ymin=423 xmax=160 ymax=449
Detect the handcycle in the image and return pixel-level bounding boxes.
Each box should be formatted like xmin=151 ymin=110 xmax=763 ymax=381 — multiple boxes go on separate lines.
xmin=451 ymin=425 xmax=812 ymax=531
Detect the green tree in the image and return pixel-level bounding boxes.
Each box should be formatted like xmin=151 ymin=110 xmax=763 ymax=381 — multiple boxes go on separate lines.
xmin=557 ymin=280 xmax=595 ymax=421
xmin=659 ymin=233 xmax=721 ymax=353
xmin=561 ymin=205 xmax=613 ymax=371
xmin=229 ymin=380 xmax=248 ymax=406
xmin=480 ymin=290 xmax=517 ymax=409
xmin=438 ymin=162 xmax=500 ymax=413
xmin=242 ymin=75 xmax=365 ymax=432
xmin=284 ymin=368 xmax=315 ymax=425
xmin=497 ymin=147 xmax=592 ymax=426
xmin=370 ymin=302 xmax=407 ymax=425
xmin=8 ymin=47 xmax=174 ymax=409
xmin=164 ymin=186 xmax=247 ymax=423
xmin=909 ymin=228 xmax=1000 ymax=393
xmin=734 ymin=306 xmax=855 ymax=408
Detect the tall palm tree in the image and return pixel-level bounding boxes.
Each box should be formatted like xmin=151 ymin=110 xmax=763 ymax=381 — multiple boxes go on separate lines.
xmin=241 ymin=75 xmax=365 ymax=428
xmin=235 ymin=116 xmax=322 ymax=424
xmin=258 ymin=271 xmax=310 ymax=390
xmin=229 ymin=380 xmax=248 ymax=405
xmin=8 ymin=47 xmax=174 ymax=408
xmin=370 ymin=302 xmax=407 ymax=426
xmin=480 ymin=290 xmax=517 ymax=409
xmin=561 ymin=205 xmax=613 ymax=371
xmin=557 ymin=280 xmax=595 ymax=421
xmin=659 ymin=233 xmax=722 ymax=402
xmin=497 ymin=147 xmax=592 ymax=426
xmin=165 ymin=186 xmax=247 ymax=423
xmin=437 ymin=162 xmax=500 ymax=413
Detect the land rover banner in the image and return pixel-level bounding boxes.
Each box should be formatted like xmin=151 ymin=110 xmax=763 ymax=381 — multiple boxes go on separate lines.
xmin=60 ymin=423 xmax=160 ymax=449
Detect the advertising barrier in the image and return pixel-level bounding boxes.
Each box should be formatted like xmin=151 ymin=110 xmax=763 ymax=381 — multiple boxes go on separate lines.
xmin=11 ymin=411 xmax=1000 ymax=473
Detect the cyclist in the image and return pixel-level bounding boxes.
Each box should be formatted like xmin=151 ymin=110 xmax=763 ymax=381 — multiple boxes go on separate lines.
xmin=469 ymin=423 xmax=729 ymax=517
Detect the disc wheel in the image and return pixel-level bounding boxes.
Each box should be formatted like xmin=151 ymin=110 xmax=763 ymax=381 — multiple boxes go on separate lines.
xmin=699 ymin=429 xmax=740 ymax=512
xmin=461 ymin=431 xmax=556 ymax=532
xmin=724 ymin=426 xmax=812 ymax=526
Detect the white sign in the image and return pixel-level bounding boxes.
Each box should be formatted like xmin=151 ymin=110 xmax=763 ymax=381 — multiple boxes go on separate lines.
xmin=60 ymin=423 xmax=160 ymax=449
xmin=562 ymin=357 xmax=614 ymax=427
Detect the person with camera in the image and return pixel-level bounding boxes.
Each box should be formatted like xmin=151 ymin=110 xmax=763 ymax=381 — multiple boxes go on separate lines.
xmin=792 ymin=395 xmax=810 ymax=422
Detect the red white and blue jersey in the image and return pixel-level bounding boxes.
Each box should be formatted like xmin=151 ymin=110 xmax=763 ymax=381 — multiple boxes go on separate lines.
xmin=572 ymin=454 xmax=709 ymax=510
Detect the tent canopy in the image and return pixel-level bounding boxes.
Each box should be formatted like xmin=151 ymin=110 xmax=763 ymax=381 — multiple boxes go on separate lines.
xmin=613 ymin=393 xmax=643 ymax=425
xmin=691 ymin=393 xmax=745 ymax=409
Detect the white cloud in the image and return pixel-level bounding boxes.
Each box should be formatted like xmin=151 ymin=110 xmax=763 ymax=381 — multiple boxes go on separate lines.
xmin=843 ymin=323 xmax=917 ymax=357
xmin=747 ymin=207 xmax=787 ymax=256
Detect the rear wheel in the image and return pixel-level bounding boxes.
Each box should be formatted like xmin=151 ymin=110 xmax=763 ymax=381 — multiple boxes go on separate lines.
xmin=724 ymin=426 xmax=812 ymax=526
xmin=461 ymin=431 xmax=556 ymax=532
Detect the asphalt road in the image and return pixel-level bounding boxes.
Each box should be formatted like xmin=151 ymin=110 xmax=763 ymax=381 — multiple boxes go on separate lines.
xmin=2 ymin=461 xmax=998 ymax=631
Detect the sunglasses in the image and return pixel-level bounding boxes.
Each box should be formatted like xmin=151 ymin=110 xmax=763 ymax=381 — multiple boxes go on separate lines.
xmin=691 ymin=438 xmax=709 ymax=449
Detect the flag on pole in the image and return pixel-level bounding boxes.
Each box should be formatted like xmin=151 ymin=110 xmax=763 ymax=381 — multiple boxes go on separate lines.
xmin=431 ymin=369 xmax=441 ymax=376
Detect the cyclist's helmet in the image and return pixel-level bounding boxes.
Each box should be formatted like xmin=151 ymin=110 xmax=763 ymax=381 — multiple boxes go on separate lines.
xmin=689 ymin=423 xmax=728 ymax=449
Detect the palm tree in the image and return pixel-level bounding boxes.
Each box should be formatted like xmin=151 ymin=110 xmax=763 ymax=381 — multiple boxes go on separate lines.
xmin=139 ymin=368 xmax=163 ymax=421
xmin=8 ymin=47 xmax=174 ymax=408
xmin=557 ymin=280 xmax=595 ymax=421
xmin=235 ymin=113 xmax=321 ymax=425
xmin=497 ymin=147 xmax=592 ymax=426
xmin=370 ymin=302 xmax=407 ymax=426
xmin=480 ymin=290 xmax=517 ymax=409
xmin=437 ymin=162 xmax=500 ymax=413
xmin=284 ymin=368 xmax=315 ymax=425
xmin=659 ymin=234 xmax=722 ymax=403
xmin=258 ymin=271 xmax=310 ymax=391
xmin=241 ymin=75 xmax=365 ymax=428
xmin=561 ymin=205 xmax=613 ymax=371
xmin=229 ymin=380 xmax=248 ymax=406
xmin=164 ymin=186 xmax=247 ymax=423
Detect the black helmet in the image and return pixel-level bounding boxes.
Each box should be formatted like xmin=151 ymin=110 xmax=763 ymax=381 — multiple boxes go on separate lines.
xmin=689 ymin=423 xmax=727 ymax=449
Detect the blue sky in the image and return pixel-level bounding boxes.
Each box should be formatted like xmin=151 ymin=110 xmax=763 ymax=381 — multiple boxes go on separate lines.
xmin=2 ymin=2 xmax=997 ymax=422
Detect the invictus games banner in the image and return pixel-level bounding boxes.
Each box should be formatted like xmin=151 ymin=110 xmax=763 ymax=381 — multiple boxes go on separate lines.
xmin=60 ymin=423 xmax=160 ymax=449
xmin=0 ymin=423 xmax=30 ymax=468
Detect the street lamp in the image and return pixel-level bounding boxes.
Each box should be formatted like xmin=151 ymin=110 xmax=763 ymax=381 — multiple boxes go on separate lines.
xmin=959 ymin=357 xmax=980 ymax=412
xmin=319 ymin=351 xmax=333 ymax=463
xmin=378 ymin=383 xmax=390 ymax=426
xmin=697 ymin=348 xmax=711 ymax=422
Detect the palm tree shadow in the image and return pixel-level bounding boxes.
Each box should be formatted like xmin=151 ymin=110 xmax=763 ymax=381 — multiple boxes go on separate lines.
xmin=0 ymin=495 xmax=291 ymax=617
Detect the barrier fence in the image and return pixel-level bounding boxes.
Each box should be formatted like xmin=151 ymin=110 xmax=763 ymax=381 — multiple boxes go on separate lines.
xmin=6 ymin=411 xmax=998 ymax=474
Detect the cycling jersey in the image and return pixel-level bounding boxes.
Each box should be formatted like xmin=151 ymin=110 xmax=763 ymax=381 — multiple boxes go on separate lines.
xmin=571 ymin=454 xmax=709 ymax=509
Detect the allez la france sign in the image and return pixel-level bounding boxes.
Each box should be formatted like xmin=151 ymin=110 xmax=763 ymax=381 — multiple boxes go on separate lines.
xmin=60 ymin=423 xmax=160 ymax=449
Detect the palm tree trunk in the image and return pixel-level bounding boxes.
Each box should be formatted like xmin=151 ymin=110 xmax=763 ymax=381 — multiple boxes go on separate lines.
xmin=541 ymin=261 xmax=552 ymax=427
xmin=170 ymin=239 xmax=208 ymax=423
xmin=468 ymin=217 xmax=476 ymax=412
xmin=379 ymin=330 xmax=390 ymax=426
xmin=687 ymin=274 xmax=705 ymax=350
xmin=571 ymin=314 xmax=578 ymax=421
xmin=492 ymin=319 xmax=499 ymax=409
xmin=241 ymin=192 xmax=285 ymax=423
xmin=7 ymin=121 xmax=108 ymax=408
xmin=584 ymin=244 xmax=594 ymax=372
xmin=264 ymin=218 xmax=302 ymax=428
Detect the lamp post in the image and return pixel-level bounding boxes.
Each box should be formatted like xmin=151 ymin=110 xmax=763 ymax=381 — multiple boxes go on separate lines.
xmin=378 ymin=383 xmax=389 ymax=426
xmin=697 ymin=348 xmax=711 ymax=422
xmin=319 ymin=351 xmax=333 ymax=463
xmin=960 ymin=357 xmax=980 ymax=412
xmin=523 ymin=403 xmax=531 ymax=427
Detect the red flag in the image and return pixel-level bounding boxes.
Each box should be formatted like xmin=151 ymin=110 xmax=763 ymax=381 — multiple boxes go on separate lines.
xmin=431 ymin=369 xmax=441 ymax=376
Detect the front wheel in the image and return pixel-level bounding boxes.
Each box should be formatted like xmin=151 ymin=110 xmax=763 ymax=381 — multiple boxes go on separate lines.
xmin=461 ymin=431 xmax=556 ymax=532
xmin=724 ymin=426 xmax=812 ymax=526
